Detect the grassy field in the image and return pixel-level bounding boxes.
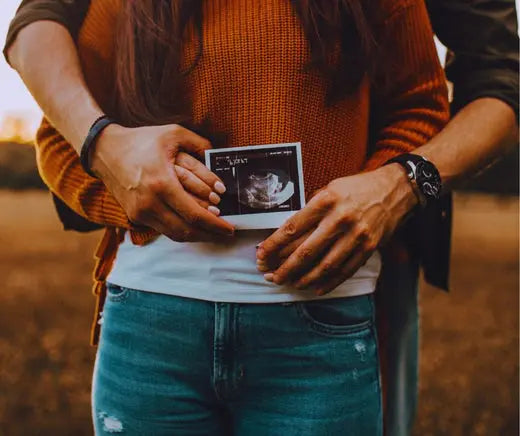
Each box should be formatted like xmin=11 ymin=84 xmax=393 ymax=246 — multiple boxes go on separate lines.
xmin=0 ymin=190 xmax=517 ymax=435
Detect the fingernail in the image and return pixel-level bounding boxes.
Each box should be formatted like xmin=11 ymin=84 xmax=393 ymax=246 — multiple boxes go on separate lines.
xmin=264 ymin=273 xmax=274 ymax=282
xmin=209 ymin=192 xmax=221 ymax=205
xmin=257 ymin=264 xmax=269 ymax=272
xmin=214 ymin=181 xmax=226 ymax=194
xmin=256 ymin=248 xmax=265 ymax=260
xmin=208 ymin=206 xmax=220 ymax=216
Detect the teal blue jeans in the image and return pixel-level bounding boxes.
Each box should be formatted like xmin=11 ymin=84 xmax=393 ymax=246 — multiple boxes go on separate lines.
xmin=92 ymin=284 xmax=382 ymax=435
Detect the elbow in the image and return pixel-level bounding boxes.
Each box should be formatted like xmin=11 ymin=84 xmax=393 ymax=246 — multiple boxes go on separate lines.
xmin=5 ymin=35 xmax=22 ymax=72
xmin=5 ymin=21 xmax=69 ymax=73
xmin=5 ymin=24 xmax=35 ymax=74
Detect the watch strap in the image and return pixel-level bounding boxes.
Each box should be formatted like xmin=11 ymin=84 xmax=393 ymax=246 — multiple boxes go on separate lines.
xmin=385 ymin=154 xmax=428 ymax=207
xmin=80 ymin=115 xmax=116 ymax=178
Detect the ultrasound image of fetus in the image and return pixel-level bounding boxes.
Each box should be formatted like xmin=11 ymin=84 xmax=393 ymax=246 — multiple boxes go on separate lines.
xmin=238 ymin=170 xmax=295 ymax=209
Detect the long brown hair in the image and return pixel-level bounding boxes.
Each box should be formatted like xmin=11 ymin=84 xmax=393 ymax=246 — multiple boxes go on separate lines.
xmin=113 ymin=0 xmax=382 ymax=129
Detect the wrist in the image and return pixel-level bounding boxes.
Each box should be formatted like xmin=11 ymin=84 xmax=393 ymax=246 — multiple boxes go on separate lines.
xmin=90 ymin=123 xmax=127 ymax=178
xmin=377 ymin=163 xmax=418 ymax=218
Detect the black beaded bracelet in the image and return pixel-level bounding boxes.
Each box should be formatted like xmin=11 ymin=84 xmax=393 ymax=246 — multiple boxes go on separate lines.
xmin=80 ymin=115 xmax=116 ymax=178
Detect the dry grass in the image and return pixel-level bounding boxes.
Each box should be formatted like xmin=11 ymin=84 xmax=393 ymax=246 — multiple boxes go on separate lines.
xmin=0 ymin=191 xmax=517 ymax=435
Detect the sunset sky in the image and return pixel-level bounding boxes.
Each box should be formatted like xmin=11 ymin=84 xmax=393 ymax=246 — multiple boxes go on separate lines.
xmin=0 ymin=0 xmax=517 ymax=140
xmin=0 ymin=0 xmax=42 ymax=138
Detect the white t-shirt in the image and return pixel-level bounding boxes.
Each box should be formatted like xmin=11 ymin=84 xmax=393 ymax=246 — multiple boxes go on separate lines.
xmin=107 ymin=229 xmax=381 ymax=303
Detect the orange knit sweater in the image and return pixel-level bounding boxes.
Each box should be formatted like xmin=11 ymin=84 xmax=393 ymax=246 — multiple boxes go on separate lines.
xmin=35 ymin=0 xmax=449 ymax=344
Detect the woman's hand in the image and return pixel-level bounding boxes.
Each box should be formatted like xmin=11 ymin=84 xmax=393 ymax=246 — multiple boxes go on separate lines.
xmin=256 ymin=164 xmax=418 ymax=295
xmin=91 ymin=123 xmax=235 ymax=242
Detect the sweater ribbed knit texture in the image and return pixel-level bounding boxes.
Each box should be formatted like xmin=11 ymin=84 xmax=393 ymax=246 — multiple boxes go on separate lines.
xmin=34 ymin=0 xmax=449 ymax=344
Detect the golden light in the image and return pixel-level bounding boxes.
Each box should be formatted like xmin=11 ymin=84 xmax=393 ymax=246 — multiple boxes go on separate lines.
xmin=0 ymin=114 xmax=35 ymax=143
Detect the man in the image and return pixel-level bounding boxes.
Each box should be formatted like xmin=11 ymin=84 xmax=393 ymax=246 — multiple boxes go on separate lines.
xmin=4 ymin=1 xmax=518 ymax=434
xmin=381 ymin=2 xmax=518 ymax=433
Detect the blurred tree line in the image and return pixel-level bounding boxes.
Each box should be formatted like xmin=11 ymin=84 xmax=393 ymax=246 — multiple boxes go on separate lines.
xmin=0 ymin=141 xmax=45 ymax=190
xmin=0 ymin=140 xmax=518 ymax=194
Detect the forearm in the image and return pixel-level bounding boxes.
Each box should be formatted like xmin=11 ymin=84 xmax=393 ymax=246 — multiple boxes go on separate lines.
xmin=7 ymin=20 xmax=127 ymax=227
xmin=36 ymin=119 xmax=131 ymax=229
xmin=370 ymin=97 xmax=518 ymax=231
xmin=418 ymin=98 xmax=518 ymax=191
xmin=7 ymin=20 xmax=103 ymax=152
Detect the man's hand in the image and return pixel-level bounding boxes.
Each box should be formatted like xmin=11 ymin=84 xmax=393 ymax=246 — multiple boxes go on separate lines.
xmin=92 ymin=123 xmax=235 ymax=242
xmin=256 ymin=164 xmax=418 ymax=295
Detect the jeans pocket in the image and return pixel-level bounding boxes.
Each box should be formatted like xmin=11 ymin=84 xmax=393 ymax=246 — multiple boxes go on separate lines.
xmin=106 ymin=283 xmax=132 ymax=302
xmin=296 ymin=295 xmax=374 ymax=336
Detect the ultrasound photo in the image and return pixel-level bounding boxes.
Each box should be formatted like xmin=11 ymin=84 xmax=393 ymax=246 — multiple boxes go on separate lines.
xmin=205 ymin=143 xmax=305 ymax=229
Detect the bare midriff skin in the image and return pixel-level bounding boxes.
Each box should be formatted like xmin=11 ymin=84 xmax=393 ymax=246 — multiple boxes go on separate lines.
xmin=8 ymin=21 xmax=517 ymax=293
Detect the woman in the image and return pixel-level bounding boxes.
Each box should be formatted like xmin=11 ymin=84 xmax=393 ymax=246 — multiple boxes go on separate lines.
xmin=30 ymin=0 xmax=448 ymax=433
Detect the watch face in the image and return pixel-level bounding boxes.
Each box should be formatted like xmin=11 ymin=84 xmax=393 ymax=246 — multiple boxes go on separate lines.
xmin=415 ymin=160 xmax=441 ymax=200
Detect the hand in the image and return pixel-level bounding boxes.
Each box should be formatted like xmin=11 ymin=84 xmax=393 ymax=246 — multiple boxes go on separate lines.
xmin=91 ymin=123 xmax=235 ymax=242
xmin=174 ymin=150 xmax=225 ymax=214
xmin=256 ymin=164 xmax=418 ymax=295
